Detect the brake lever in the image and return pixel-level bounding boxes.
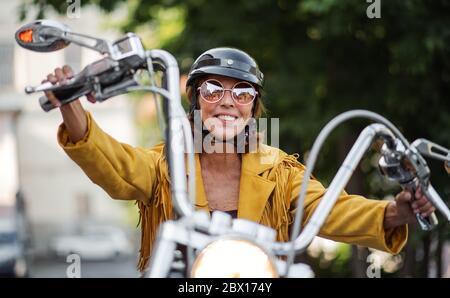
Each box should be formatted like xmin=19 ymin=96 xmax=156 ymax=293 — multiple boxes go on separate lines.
xmin=25 ymin=82 xmax=53 ymax=94
xmin=412 ymin=139 xmax=450 ymax=163
xmin=25 ymin=76 xmax=81 ymax=94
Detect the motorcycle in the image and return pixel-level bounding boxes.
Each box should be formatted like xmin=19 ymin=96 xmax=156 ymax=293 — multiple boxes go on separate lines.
xmin=15 ymin=20 xmax=450 ymax=278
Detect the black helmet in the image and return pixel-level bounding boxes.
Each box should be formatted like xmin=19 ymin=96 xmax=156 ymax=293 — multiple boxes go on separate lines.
xmin=186 ymin=47 xmax=264 ymax=90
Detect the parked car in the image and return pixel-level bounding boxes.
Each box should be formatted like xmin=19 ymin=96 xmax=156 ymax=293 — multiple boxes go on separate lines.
xmin=51 ymin=225 xmax=133 ymax=261
xmin=0 ymin=191 xmax=31 ymax=277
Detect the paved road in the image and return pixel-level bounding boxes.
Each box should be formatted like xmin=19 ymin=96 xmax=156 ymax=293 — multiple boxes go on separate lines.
xmin=30 ymin=256 xmax=140 ymax=278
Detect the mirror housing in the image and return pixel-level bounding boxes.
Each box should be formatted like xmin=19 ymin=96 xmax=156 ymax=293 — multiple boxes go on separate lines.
xmin=15 ymin=19 xmax=71 ymax=52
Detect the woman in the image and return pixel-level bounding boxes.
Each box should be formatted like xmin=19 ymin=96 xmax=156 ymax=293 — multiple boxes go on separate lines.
xmin=44 ymin=47 xmax=435 ymax=272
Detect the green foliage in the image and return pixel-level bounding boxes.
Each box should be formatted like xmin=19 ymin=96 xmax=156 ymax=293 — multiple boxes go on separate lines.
xmin=306 ymin=243 xmax=353 ymax=277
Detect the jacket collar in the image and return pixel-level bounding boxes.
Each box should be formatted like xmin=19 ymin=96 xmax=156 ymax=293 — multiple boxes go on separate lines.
xmin=190 ymin=145 xmax=284 ymax=222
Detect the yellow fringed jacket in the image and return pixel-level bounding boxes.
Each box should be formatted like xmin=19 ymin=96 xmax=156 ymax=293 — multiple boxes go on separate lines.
xmin=57 ymin=111 xmax=408 ymax=271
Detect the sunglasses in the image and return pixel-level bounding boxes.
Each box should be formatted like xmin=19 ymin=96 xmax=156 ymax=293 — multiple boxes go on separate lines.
xmin=197 ymin=79 xmax=258 ymax=105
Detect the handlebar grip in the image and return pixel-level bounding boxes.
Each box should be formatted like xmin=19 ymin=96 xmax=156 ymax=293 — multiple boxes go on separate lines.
xmin=39 ymin=96 xmax=57 ymax=112
xmin=38 ymin=84 xmax=92 ymax=112
xmin=38 ymin=94 xmax=84 ymax=112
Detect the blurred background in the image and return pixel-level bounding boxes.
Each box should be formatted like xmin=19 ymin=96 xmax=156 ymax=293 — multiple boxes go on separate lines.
xmin=0 ymin=0 xmax=449 ymax=277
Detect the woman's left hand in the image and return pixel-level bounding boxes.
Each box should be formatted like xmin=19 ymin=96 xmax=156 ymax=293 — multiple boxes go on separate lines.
xmin=384 ymin=187 xmax=436 ymax=229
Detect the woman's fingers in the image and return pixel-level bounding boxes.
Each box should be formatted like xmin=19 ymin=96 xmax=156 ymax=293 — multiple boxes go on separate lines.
xmin=396 ymin=190 xmax=412 ymax=203
xmin=411 ymin=190 xmax=435 ymax=217
xmin=62 ymin=65 xmax=74 ymax=78
xmin=415 ymin=187 xmax=422 ymax=200
xmin=47 ymin=73 xmax=57 ymax=84
xmin=44 ymin=66 xmax=76 ymax=108
xmin=412 ymin=195 xmax=427 ymax=208
xmin=420 ymin=202 xmax=435 ymax=217
xmin=86 ymin=92 xmax=97 ymax=103
xmin=54 ymin=67 xmax=65 ymax=82
xmin=42 ymin=65 xmax=82 ymax=108
xmin=44 ymin=74 xmax=61 ymax=108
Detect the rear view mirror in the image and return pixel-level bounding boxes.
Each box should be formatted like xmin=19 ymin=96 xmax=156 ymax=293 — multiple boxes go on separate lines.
xmin=15 ymin=19 xmax=71 ymax=52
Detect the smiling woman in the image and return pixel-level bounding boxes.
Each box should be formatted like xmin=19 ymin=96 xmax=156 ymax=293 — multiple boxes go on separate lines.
xmin=44 ymin=47 xmax=436 ymax=273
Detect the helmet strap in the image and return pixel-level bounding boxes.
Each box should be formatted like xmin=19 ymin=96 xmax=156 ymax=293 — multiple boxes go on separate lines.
xmin=188 ymin=91 xmax=200 ymax=120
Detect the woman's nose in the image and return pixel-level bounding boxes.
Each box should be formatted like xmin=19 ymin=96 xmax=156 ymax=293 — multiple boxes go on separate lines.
xmin=220 ymin=89 xmax=235 ymax=106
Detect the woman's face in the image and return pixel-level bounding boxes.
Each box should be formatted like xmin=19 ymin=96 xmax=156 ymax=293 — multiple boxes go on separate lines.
xmin=197 ymin=74 xmax=255 ymax=141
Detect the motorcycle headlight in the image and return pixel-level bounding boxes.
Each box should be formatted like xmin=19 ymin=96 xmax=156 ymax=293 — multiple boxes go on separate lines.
xmin=190 ymin=238 xmax=278 ymax=278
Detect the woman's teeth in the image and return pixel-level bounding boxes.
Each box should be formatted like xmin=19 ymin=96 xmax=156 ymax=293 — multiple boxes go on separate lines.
xmin=216 ymin=115 xmax=237 ymax=121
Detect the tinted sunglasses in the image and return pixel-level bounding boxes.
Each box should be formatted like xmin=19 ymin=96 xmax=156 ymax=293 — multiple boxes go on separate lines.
xmin=197 ymin=79 xmax=258 ymax=105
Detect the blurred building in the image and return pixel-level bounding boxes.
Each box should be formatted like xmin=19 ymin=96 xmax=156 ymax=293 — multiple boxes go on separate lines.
xmin=0 ymin=1 xmax=137 ymax=257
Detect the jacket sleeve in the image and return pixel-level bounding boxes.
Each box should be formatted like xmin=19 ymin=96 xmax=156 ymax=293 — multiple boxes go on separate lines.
xmin=289 ymin=164 xmax=408 ymax=254
xmin=57 ymin=110 xmax=162 ymax=204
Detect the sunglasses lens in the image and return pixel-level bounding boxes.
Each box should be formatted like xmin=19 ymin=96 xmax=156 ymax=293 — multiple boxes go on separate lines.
xmin=200 ymin=80 xmax=224 ymax=102
xmin=232 ymin=82 xmax=256 ymax=104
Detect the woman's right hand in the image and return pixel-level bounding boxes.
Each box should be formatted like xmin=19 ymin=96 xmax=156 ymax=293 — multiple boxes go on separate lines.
xmin=43 ymin=65 xmax=97 ymax=108
xmin=43 ymin=65 xmax=92 ymax=143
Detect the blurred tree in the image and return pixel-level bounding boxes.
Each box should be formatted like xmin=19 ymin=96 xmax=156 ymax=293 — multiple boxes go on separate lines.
xmin=20 ymin=0 xmax=450 ymax=277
